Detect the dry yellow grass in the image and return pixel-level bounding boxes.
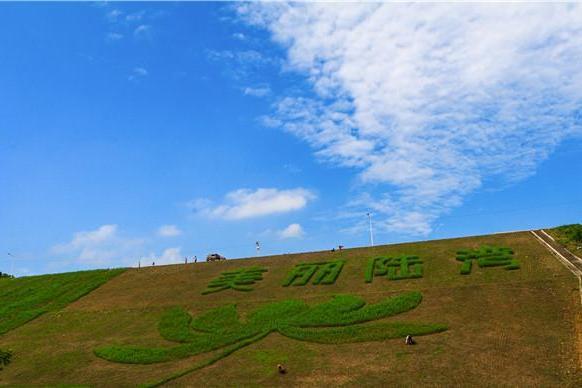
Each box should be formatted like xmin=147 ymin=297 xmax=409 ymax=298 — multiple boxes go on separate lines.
xmin=0 ymin=231 xmax=580 ymax=387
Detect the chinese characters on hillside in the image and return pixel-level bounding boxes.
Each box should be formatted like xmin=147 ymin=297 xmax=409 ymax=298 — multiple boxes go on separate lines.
xmin=283 ymin=260 xmax=345 ymax=286
xmin=202 ymin=245 xmax=519 ymax=295
xmin=365 ymin=255 xmax=423 ymax=283
xmin=455 ymin=246 xmax=519 ymax=274
xmin=202 ymin=266 xmax=267 ymax=294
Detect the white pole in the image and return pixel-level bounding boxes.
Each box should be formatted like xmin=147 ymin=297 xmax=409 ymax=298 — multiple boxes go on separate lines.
xmin=7 ymin=253 xmax=15 ymax=275
xmin=367 ymin=213 xmax=374 ymax=247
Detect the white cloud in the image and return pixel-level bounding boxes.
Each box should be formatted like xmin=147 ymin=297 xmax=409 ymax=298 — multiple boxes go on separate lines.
xmin=126 ymin=10 xmax=146 ymax=22
xmin=243 ymin=85 xmax=271 ymax=97
xmin=158 ymin=224 xmax=182 ymax=237
xmin=52 ymin=225 xmax=143 ymax=266
xmin=191 ymin=188 xmax=316 ymax=220
xmin=129 ymin=67 xmax=148 ymax=81
xmin=207 ymin=49 xmax=276 ymax=67
xmin=106 ymin=32 xmax=123 ymax=41
xmin=106 ymin=9 xmax=123 ymax=23
xmin=134 ymin=24 xmax=151 ymax=38
xmin=232 ymin=32 xmax=247 ymax=41
xmin=153 ymin=247 xmax=184 ymax=266
xmin=278 ymin=223 xmax=305 ymax=239
xmin=238 ymin=3 xmax=582 ymax=235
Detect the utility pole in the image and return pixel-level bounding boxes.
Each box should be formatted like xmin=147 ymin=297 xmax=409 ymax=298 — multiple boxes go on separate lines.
xmin=367 ymin=213 xmax=374 ymax=247
xmin=7 ymin=252 xmax=15 ymax=275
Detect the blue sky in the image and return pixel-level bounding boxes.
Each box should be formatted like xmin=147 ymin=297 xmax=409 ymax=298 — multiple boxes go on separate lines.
xmin=1 ymin=2 xmax=581 ymax=276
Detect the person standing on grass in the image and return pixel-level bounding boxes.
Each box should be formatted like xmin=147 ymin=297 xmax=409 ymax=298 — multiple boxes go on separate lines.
xmin=194 ymin=255 xmax=198 ymax=264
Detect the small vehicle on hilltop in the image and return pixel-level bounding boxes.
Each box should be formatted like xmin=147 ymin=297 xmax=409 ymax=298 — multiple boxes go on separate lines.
xmin=206 ymin=253 xmax=227 ymax=262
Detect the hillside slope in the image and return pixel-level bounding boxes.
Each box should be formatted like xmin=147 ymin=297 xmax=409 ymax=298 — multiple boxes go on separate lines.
xmin=0 ymin=231 xmax=580 ymax=387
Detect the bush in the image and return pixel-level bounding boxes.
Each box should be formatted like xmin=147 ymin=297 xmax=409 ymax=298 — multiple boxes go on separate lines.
xmin=0 ymin=349 xmax=12 ymax=370
xmin=554 ymin=224 xmax=582 ymax=243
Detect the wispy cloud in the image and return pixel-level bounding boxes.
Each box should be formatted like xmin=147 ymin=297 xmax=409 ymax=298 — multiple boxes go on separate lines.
xmin=106 ymin=32 xmax=123 ymax=41
xmin=278 ymin=223 xmax=305 ymax=239
xmin=232 ymin=32 xmax=247 ymax=41
xmin=243 ymin=85 xmax=271 ymax=97
xmin=128 ymin=67 xmax=148 ymax=81
xmin=207 ymin=49 xmax=276 ymax=67
xmin=126 ymin=10 xmax=146 ymax=22
xmin=238 ymin=3 xmax=582 ymax=235
xmin=157 ymin=224 xmax=182 ymax=237
xmin=106 ymin=9 xmax=123 ymax=23
xmin=134 ymin=24 xmax=152 ymax=38
xmin=52 ymin=224 xmax=143 ymax=267
xmin=189 ymin=188 xmax=316 ymax=220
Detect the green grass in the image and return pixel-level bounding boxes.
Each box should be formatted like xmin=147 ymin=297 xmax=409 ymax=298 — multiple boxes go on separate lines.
xmin=94 ymin=291 xmax=445 ymax=371
xmin=0 ymin=269 xmax=124 ymax=335
xmin=550 ymin=223 xmax=582 ymax=253
xmin=0 ymin=231 xmax=579 ymax=387
xmin=282 ymin=260 xmax=345 ymax=286
xmin=456 ymin=246 xmax=519 ymax=274
xmin=201 ymin=267 xmax=268 ymax=295
xmin=365 ymin=255 xmax=423 ymax=282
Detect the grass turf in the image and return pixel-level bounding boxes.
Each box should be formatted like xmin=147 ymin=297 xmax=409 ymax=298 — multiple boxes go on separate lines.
xmin=94 ymin=291 xmax=444 ymax=368
xmin=0 ymin=268 xmax=124 ymax=336
xmin=0 ymin=231 xmax=580 ymax=386
xmin=548 ymin=223 xmax=582 ymax=253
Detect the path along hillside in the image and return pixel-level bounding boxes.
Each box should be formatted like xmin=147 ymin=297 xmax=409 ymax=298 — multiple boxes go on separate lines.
xmin=0 ymin=231 xmax=580 ymax=386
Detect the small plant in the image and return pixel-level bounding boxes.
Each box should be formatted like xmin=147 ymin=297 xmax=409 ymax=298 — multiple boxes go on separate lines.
xmin=456 ymin=246 xmax=519 ymax=275
xmin=202 ymin=266 xmax=268 ymax=295
xmin=282 ymin=260 xmax=345 ymax=286
xmin=365 ymin=255 xmax=423 ymax=283
xmin=0 ymin=349 xmax=12 ymax=370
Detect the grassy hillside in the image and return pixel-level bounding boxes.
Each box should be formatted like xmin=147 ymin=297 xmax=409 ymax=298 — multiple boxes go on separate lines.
xmin=0 ymin=232 xmax=580 ymax=387
xmin=0 ymin=269 xmax=125 ymax=336
xmin=548 ymin=223 xmax=582 ymax=253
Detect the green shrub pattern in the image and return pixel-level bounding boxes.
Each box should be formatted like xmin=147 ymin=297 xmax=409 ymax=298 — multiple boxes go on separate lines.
xmin=202 ymin=266 xmax=267 ymax=295
xmin=365 ymin=256 xmax=423 ymax=283
xmin=456 ymin=246 xmax=519 ymax=274
xmin=95 ymin=291 xmax=446 ymax=374
xmin=282 ymin=260 xmax=345 ymax=286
